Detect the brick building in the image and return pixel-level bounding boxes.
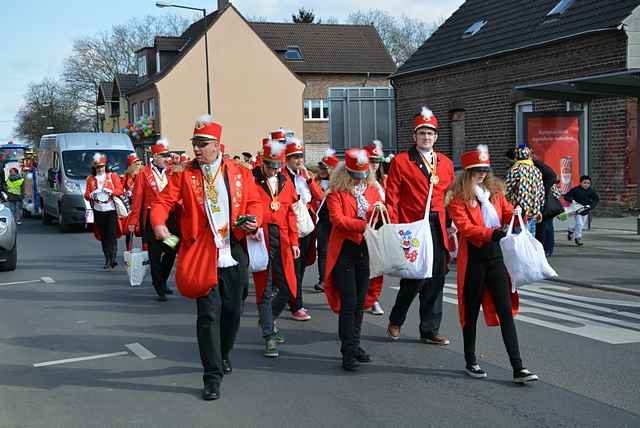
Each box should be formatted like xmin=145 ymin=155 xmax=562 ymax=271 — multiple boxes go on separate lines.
xmin=392 ymin=0 xmax=640 ymax=213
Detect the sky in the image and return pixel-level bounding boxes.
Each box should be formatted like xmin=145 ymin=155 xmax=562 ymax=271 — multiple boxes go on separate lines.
xmin=0 ymin=0 xmax=464 ymax=142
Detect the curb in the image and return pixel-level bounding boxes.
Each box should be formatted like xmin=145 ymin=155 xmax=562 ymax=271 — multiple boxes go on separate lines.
xmin=548 ymin=277 xmax=640 ymax=297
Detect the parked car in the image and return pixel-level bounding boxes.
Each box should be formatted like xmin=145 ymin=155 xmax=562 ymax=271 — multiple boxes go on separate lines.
xmin=37 ymin=133 xmax=134 ymax=232
xmin=0 ymin=202 xmax=17 ymax=271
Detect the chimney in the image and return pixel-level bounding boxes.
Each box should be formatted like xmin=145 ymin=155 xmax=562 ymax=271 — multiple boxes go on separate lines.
xmin=218 ymin=0 xmax=228 ymax=11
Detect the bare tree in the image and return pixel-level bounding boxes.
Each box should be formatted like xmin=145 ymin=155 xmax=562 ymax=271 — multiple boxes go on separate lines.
xmin=14 ymin=79 xmax=91 ymax=145
xmin=347 ymin=10 xmax=442 ymax=66
xmin=62 ymin=14 xmax=194 ymax=123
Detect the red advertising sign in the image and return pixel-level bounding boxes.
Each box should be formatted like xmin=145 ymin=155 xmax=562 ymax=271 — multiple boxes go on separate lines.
xmin=526 ymin=114 xmax=581 ymax=195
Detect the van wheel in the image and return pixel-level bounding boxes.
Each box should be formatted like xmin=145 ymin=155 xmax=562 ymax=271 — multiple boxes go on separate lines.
xmin=58 ymin=211 xmax=72 ymax=233
xmin=42 ymin=210 xmax=53 ymax=225
xmin=0 ymin=242 xmax=17 ymax=271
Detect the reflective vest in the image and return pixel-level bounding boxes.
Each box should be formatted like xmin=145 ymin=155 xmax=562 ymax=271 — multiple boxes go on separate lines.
xmin=6 ymin=178 xmax=24 ymax=196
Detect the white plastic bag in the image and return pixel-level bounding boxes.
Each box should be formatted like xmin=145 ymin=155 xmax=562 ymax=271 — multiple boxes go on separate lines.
xmin=386 ymin=183 xmax=435 ymax=280
xmin=448 ymin=223 xmax=459 ymax=260
xmin=124 ymin=239 xmax=149 ymax=287
xmin=364 ymin=206 xmax=406 ymax=279
xmin=500 ymin=212 xmax=558 ymax=290
xmin=293 ymin=199 xmax=315 ymax=238
xmin=247 ymin=229 xmax=269 ymax=273
xmin=113 ymin=196 xmax=130 ymax=219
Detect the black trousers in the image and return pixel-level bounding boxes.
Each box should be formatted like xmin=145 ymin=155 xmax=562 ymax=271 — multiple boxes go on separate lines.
xmin=145 ymin=212 xmax=178 ymax=297
xmin=196 ymin=240 xmax=248 ymax=384
xmin=462 ymin=243 xmax=522 ymax=370
xmin=93 ymin=210 xmax=118 ymax=265
xmin=332 ymin=240 xmax=370 ymax=357
xmin=316 ymin=220 xmax=330 ymax=284
xmin=389 ymin=214 xmax=447 ymax=338
xmin=290 ymin=233 xmax=313 ymax=312
xmin=535 ymin=218 xmax=555 ymax=256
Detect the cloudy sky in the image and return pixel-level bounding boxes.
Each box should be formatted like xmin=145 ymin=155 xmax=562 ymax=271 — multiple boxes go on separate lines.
xmin=0 ymin=0 xmax=464 ymax=142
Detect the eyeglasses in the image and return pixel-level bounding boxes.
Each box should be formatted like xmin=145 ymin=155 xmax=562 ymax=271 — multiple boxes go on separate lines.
xmin=191 ymin=139 xmax=218 ymax=149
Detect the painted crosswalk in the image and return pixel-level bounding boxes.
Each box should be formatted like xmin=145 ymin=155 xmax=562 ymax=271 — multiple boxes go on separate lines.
xmin=441 ymin=283 xmax=640 ymax=344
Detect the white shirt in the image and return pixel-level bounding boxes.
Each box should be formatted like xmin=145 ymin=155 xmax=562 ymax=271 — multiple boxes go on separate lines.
xmin=417 ymin=147 xmax=434 ymax=163
xmin=93 ymin=172 xmax=115 ymax=212
xmin=267 ymin=175 xmax=278 ymax=193
xmin=287 ymin=166 xmax=312 ymax=203
xmin=151 ymin=164 xmax=168 ymax=191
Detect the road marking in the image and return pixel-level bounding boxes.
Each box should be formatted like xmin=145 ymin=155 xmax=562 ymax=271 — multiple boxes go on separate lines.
xmin=40 ymin=276 xmax=56 ymax=284
xmin=125 ymin=343 xmax=157 ymax=360
xmin=0 ymin=277 xmax=56 ymax=288
xmin=33 ymin=351 xmax=128 ymax=367
xmin=520 ymin=284 xmax=640 ymax=308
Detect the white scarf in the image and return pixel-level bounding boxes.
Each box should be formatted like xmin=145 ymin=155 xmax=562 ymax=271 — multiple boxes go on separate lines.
xmin=202 ymin=158 xmax=237 ymax=268
xmin=288 ymin=166 xmax=312 ymax=203
xmin=474 ymin=185 xmax=501 ymax=228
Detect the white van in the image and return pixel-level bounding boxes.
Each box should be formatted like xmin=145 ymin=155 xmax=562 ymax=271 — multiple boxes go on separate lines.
xmin=38 ymin=133 xmax=134 ymax=232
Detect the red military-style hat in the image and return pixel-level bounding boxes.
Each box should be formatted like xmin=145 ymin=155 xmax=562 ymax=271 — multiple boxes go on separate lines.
xmin=92 ymin=153 xmax=107 ymax=167
xmin=319 ymin=148 xmax=340 ymax=170
xmin=270 ymin=129 xmax=287 ymax=141
xmin=262 ymin=140 xmax=286 ymax=167
xmin=179 ymin=154 xmax=190 ymax=163
xmin=192 ymin=114 xmax=222 ymax=142
xmin=364 ymin=140 xmax=384 ymax=161
xmin=461 ymin=145 xmax=491 ymax=170
xmin=414 ymin=106 xmax=439 ymax=132
xmin=151 ymin=139 xmax=170 ymax=156
xmin=127 ymin=152 xmax=140 ymax=167
xmin=285 ymin=137 xmax=304 ymax=157
xmin=344 ymin=148 xmax=370 ymax=179
xmin=220 ymin=143 xmax=225 ymax=154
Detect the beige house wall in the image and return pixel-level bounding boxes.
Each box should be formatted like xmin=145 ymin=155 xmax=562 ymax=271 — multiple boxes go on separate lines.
xmin=101 ymin=99 xmax=130 ymax=133
xmin=156 ymin=7 xmax=305 ymax=158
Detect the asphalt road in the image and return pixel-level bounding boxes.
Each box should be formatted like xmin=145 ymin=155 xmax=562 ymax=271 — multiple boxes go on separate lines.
xmin=0 ymin=219 xmax=639 ymax=428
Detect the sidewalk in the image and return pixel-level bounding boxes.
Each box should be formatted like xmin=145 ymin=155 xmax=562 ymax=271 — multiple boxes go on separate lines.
xmin=548 ymin=216 xmax=640 ymax=295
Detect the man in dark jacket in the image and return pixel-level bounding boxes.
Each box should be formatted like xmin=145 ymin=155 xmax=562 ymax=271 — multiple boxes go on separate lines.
xmin=564 ymin=175 xmax=599 ymax=246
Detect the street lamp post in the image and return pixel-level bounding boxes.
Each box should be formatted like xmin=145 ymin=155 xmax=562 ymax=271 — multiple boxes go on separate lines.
xmin=156 ymin=1 xmax=212 ymax=115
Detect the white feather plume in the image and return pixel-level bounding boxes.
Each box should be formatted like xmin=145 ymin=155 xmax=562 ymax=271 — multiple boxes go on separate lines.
xmin=157 ymin=138 xmax=169 ymax=148
xmin=421 ymin=106 xmax=434 ymax=119
xmin=93 ymin=153 xmax=103 ymax=163
xmin=477 ymin=144 xmax=489 ymax=157
xmin=356 ymin=149 xmax=369 ymax=165
xmin=325 ymin=148 xmax=336 ymax=157
xmin=286 ymin=136 xmax=301 ymax=146
xmin=372 ymin=139 xmax=383 ymax=152
xmin=195 ymin=114 xmax=214 ymax=127
xmin=268 ymin=141 xmax=286 ymax=157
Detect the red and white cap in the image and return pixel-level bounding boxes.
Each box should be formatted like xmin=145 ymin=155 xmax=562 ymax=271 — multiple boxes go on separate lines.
xmin=270 ymin=129 xmax=287 ymax=142
xmin=192 ymin=114 xmax=222 ymax=142
xmin=127 ymin=152 xmax=140 ymax=167
xmin=319 ymin=148 xmax=340 ymax=169
xmin=93 ymin=153 xmax=107 ymax=167
xmin=285 ymin=137 xmax=304 ymax=157
xmin=344 ymin=148 xmax=369 ymax=179
xmin=414 ymin=106 xmax=438 ymax=132
xmin=179 ymin=153 xmax=190 ymax=163
xmin=151 ymin=138 xmax=170 ymax=156
xmin=461 ymin=145 xmax=491 ymax=170
xmin=262 ymin=140 xmax=286 ymax=166
xmin=364 ymin=140 xmax=384 ymax=161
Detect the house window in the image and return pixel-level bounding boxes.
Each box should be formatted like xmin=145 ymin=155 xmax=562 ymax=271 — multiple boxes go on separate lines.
xmin=304 ymin=99 xmax=329 ymax=121
xmin=462 ymin=20 xmax=487 ymax=38
xmin=284 ymin=46 xmax=303 ymax=60
xmin=547 ymin=0 xmax=575 ymax=16
xmin=516 ymin=101 xmax=533 ymax=146
xmin=132 ymin=103 xmax=138 ymax=121
xmin=149 ymin=98 xmax=156 ymax=118
xmin=156 ymin=50 xmax=161 ymax=73
xmin=142 ymin=100 xmax=148 ymax=118
xmin=137 ymin=55 xmax=147 ymax=77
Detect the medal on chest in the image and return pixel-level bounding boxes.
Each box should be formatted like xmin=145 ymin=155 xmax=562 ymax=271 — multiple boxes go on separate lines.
xmin=266 ymin=178 xmax=280 ymax=211
xmin=421 ymin=152 xmax=439 ymax=184
xmin=204 ymin=164 xmax=223 ymax=211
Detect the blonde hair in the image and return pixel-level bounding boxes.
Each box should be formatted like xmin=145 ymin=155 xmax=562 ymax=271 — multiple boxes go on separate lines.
xmin=450 ymin=169 xmax=505 ymax=204
xmin=125 ymin=162 xmax=142 ymax=177
xmin=329 ymin=165 xmax=374 ymax=194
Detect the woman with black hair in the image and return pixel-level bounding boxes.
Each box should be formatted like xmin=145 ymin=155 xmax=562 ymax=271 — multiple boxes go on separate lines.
xmin=84 ymin=153 xmax=124 ymax=269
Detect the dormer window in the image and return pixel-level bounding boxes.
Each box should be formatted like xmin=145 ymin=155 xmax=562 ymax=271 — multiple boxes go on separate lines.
xmin=547 ymin=0 xmax=575 ymax=16
xmin=284 ymin=46 xmax=303 ymax=61
xmin=462 ymin=20 xmax=487 ymax=39
xmin=137 ymin=55 xmax=147 ymax=77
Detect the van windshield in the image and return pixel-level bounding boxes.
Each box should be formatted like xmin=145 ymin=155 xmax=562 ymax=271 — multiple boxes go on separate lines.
xmin=61 ymin=150 xmax=132 ymax=179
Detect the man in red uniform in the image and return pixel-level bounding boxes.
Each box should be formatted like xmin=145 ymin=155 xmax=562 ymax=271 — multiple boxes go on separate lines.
xmin=128 ymin=140 xmax=177 ymax=301
xmin=386 ymin=107 xmax=455 ymax=345
xmin=250 ymin=140 xmax=300 ymax=358
xmin=151 ymin=115 xmax=262 ymax=401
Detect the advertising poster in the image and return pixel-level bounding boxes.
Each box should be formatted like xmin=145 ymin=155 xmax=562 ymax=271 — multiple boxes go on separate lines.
xmin=526 ymin=114 xmax=581 ymax=196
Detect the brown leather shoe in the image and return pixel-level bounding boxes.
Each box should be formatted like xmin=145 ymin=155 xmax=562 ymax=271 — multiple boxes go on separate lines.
xmin=387 ymin=324 xmax=401 ymax=340
xmin=422 ymin=335 xmax=450 ymax=346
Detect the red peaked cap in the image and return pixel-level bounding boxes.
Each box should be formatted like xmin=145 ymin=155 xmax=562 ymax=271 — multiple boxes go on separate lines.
xmin=127 ymin=153 xmax=140 ymax=167
xmin=286 ymin=139 xmax=304 ymax=157
xmin=415 ymin=107 xmax=439 ymax=132
xmin=93 ymin=154 xmax=107 ymax=166
xmin=364 ymin=142 xmax=384 ymax=161
xmin=320 ymin=154 xmax=340 ymax=169
xmin=344 ymin=148 xmax=369 ymax=174
xmin=263 ymin=141 xmax=286 ymax=164
xmin=192 ymin=120 xmax=223 ymax=142
xmin=270 ymin=130 xmax=287 ymax=141
xmin=461 ymin=145 xmax=491 ymax=170
xmin=151 ymin=142 xmax=169 ymax=156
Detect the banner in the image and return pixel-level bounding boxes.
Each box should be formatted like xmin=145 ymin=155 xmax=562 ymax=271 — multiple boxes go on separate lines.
xmin=526 ymin=114 xmax=581 ymax=195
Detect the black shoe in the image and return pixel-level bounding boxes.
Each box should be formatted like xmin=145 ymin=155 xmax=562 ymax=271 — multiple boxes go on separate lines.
xmin=202 ymin=382 xmax=220 ymax=401
xmin=355 ymin=347 xmax=372 ymax=363
xmin=165 ymin=288 xmax=174 ymax=295
xmin=222 ymin=359 xmax=232 ymax=374
xmin=110 ymin=261 xmax=118 ymax=269
xmin=157 ymin=295 xmax=168 ymax=302
xmin=567 ymin=231 xmax=574 ymax=241
xmin=513 ymin=368 xmax=539 ymax=383
xmin=465 ymin=364 xmax=487 ymax=379
xmin=314 ymin=282 xmax=325 ymax=292
xmin=342 ymin=355 xmax=359 ymax=372
xmin=575 ymin=238 xmax=584 ymax=246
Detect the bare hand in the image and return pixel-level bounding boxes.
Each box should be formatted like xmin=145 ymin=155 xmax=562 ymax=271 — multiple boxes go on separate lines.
xmin=153 ymin=224 xmax=171 ymax=240
xmin=300 ymin=167 xmax=314 ymax=181
xmin=239 ymin=221 xmax=258 ymax=233
xmin=534 ymin=212 xmax=543 ymax=223
xmin=128 ymin=224 xmax=136 ymax=233
xmin=513 ymin=206 xmax=523 ymax=216
xmin=249 ymin=230 xmax=262 ymax=241
xmin=292 ymin=246 xmax=301 ymax=259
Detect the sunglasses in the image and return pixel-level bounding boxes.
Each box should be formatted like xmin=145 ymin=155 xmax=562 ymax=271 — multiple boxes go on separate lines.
xmin=191 ymin=139 xmax=218 ymax=149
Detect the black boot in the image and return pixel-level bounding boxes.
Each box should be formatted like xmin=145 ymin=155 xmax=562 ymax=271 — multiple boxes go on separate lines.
xmin=342 ymin=353 xmax=359 ymax=371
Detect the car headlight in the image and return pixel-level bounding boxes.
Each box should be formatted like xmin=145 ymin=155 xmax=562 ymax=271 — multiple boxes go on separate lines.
xmin=65 ymin=180 xmax=81 ymax=193
xmin=0 ymin=218 xmax=8 ymax=235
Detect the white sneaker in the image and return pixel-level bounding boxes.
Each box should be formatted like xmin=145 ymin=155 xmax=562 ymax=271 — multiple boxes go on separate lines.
xmin=465 ymin=364 xmax=487 ymax=379
xmin=371 ymin=301 xmax=384 ymax=316
xmin=513 ymin=368 xmax=539 ymax=383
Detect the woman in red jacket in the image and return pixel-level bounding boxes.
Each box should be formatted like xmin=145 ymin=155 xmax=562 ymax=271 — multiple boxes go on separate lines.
xmin=84 ymin=153 xmax=124 ymax=269
xmin=122 ymin=153 xmax=143 ymax=249
xmin=324 ymin=148 xmax=384 ymax=371
xmin=447 ymin=145 xmax=538 ymax=383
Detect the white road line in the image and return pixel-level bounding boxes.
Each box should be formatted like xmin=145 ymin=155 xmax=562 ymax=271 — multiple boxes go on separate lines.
xmin=125 ymin=343 xmax=157 ymax=360
xmin=40 ymin=277 xmax=56 ymax=284
xmin=0 ymin=279 xmax=42 ymax=287
xmin=33 ymin=351 xmax=129 ymax=367
xmin=520 ymin=285 xmax=640 ymax=308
